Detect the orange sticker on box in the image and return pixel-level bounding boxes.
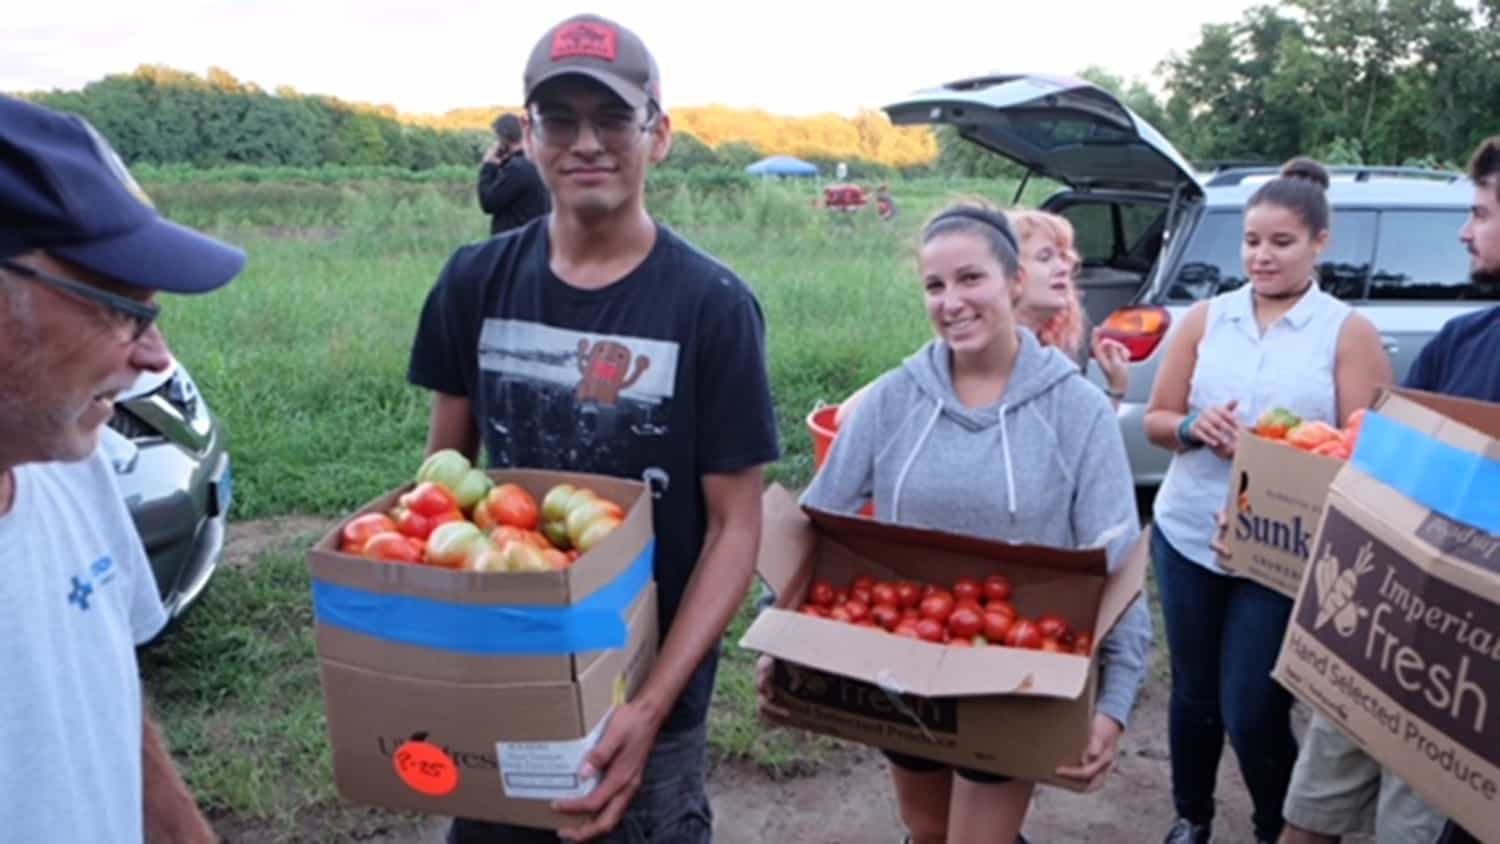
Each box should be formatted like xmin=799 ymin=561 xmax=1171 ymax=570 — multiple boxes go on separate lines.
xmin=393 ymin=733 xmax=459 ymax=796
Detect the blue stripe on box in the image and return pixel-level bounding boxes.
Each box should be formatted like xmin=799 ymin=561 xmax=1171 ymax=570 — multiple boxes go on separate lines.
xmin=311 ymin=539 xmax=654 ymax=655
xmin=1352 ymin=411 xmax=1500 ymax=534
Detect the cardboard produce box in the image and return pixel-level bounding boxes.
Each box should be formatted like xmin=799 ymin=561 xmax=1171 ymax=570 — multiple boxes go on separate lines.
xmin=306 ymin=469 xmax=658 ymax=830
xmin=739 ymin=484 xmax=1149 ymax=786
xmin=1217 ymin=431 xmax=1345 ymax=597
xmin=1272 ymin=389 xmax=1500 ymax=840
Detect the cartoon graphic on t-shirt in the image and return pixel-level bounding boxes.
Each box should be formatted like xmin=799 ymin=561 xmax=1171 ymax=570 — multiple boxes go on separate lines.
xmin=479 ymin=319 xmax=678 ymax=475
xmin=576 ymin=338 xmax=650 ymax=405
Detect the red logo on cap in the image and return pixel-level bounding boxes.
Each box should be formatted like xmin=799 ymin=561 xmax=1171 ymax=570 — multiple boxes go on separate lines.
xmin=551 ymin=21 xmax=618 ymax=62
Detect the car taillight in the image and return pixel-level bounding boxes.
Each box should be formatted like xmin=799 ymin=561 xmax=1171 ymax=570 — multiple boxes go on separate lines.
xmin=1097 ymin=305 xmax=1171 ymax=362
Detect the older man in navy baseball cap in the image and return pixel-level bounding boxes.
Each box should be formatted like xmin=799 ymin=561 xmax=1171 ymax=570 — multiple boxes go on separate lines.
xmin=0 ymin=94 xmax=240 ymax=844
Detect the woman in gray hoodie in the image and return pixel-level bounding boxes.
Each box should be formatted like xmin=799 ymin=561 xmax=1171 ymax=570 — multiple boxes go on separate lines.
xmin=759 ymin=201 xmax=1153 ymax=844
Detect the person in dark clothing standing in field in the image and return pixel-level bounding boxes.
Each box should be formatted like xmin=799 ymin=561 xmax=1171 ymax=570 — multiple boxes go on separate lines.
xmin=478 ymin=113 xmax=550 ymax=235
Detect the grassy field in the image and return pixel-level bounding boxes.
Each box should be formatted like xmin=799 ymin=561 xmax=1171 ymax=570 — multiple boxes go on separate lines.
xmin=136 ymin=171 xmax=1066 ymax=839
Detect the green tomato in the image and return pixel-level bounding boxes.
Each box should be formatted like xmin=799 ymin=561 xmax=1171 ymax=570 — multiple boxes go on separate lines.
xmin=417 ymin=449 xmax=471 ymax=492
xmin=452 ymin=468 xmax=493 ymax=511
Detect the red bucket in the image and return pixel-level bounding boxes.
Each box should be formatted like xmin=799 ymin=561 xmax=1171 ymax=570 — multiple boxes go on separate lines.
xmin=807 ymin=405 xmax=840 ymax=471
xmin=805 ymin=403 xmax=873 ymax=516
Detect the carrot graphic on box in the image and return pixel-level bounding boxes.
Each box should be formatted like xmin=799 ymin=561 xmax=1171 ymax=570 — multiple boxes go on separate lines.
xmin=1313 ymin=542 xmax=1373 ymax=637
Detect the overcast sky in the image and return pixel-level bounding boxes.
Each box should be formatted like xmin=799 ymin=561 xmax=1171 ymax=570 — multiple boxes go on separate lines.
xmin=4 ymin=0 xmax=1264 ymax=116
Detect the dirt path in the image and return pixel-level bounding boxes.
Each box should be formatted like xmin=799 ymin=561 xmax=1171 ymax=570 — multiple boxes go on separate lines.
xmin=224 ymin=517 xmax=1362 ymax=844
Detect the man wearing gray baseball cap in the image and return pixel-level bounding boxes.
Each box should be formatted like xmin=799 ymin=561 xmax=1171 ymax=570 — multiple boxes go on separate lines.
xmin=1 ymin=94 xmax=244 ymax=843
xmin=408 ymin=12 xmax=779 ymax=844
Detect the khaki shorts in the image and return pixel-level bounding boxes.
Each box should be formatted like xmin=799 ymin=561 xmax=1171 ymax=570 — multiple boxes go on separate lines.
xmin=1283 ymin=713 xmax=1448 ymax=844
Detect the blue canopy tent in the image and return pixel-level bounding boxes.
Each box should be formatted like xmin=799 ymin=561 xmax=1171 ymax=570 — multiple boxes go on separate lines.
xmin=745 ymin=155 xmax=819 ymax=178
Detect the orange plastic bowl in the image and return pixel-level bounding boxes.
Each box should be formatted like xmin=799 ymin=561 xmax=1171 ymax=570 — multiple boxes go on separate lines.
xmin=807 ymin=405 xmax=839 ymax=471
xmin=806 ymin=404 xmax=873 ymax=516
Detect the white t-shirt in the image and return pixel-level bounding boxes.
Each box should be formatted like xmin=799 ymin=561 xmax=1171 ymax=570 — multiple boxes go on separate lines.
xmin=0 ymin=450 xmax=168 ymax=843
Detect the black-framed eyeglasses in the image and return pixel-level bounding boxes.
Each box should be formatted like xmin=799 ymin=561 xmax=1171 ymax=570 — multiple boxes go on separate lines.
xmin=0 ymin=258 xmax=159 ymax=343
xmin=527 ymin=105 xmax=658 ymax=150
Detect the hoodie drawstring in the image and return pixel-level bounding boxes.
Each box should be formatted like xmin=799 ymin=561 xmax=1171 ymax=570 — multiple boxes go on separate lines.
xmin=891 ymin=399 xmax=943 ymax=522
xmin=998 ymin=403 xmax=1016 ymax=516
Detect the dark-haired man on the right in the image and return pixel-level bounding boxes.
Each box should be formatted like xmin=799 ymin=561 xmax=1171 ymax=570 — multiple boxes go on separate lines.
xmin=1278 ymin=136 xmax=1500 ymax=844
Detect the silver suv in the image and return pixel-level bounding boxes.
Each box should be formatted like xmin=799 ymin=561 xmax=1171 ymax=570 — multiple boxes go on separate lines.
xmin=102 ymin=356 xmax=231 ymax=638
xmin=884 ymin=74 xmax=1492 ymax=490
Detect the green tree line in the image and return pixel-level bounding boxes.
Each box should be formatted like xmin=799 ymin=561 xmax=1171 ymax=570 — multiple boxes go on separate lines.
xmin=20 ymin=66 xmax=490 ymax=170
xmin=1154 ymin=0 xmax=1500 ymax=168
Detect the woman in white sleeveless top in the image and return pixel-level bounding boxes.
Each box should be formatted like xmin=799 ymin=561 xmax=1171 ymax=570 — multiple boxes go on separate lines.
xmin=1144 ymin=159 xmax=1392 ymax=844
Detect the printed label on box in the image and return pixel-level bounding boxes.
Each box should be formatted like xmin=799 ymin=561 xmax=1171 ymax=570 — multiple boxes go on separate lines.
xmin=496 ymin=709 xmax=612 ymax=801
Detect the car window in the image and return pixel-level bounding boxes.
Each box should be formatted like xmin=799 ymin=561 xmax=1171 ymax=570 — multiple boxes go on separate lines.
xmin=1122 ymin=204 xmax=1167 ymax=265
xmin=1058 ymin=203 xmax=1114 ymax=264
xmin=1368 ymin=210 xmax=1493 ymax=300
xmin=1011 ymin=115 xmax=1132 ymax=150
xmin=1167 ymin=209 xmax=1375 ymax=302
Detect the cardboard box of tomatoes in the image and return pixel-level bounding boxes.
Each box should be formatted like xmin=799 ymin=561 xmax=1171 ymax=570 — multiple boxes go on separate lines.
xmin=1215 ymin=407 xmax=1365 ymax=597
xmin=739 ymin=484 xmax=1150 ymax=786
xmin=305 ymin=451 xmax=659 ymax=829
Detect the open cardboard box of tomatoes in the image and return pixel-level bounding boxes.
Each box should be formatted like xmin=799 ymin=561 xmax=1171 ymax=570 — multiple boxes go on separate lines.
xmin=739 ymin=484 xmax=1149 ymax=786
xmin=305 ymin=467 xmax=659 ymax=829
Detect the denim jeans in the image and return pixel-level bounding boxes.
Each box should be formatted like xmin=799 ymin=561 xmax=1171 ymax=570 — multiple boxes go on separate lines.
xmin=447 ymin=723 xmax=712 ymax=844
xmin=1152 ymin=529 xmax=1297 ymax=843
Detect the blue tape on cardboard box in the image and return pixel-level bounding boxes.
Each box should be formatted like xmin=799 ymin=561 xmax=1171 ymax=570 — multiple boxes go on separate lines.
xmin=310 ymin=539 xmax=654 ymax=655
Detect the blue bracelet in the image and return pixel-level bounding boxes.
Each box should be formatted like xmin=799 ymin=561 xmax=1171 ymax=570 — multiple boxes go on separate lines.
xmin=1177 ymin=411 xmax=1203 ymax=449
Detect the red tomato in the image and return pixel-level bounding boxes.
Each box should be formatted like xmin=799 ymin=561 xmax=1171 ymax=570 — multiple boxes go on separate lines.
xmin=894 ymin=622 xmax=922 ymax=639
xmin=919 ymin=593 xmax=955 ymax=624
xmin=986 ymin=600 xmax=1017 ymax=622
xmin=393 ymin=507 xmax=462 ymax=541
xmin=870 ymin=605 xmax=901 ymax=631
xmin=982 ymin=611 xmax=1013 ymax=643
xmin=1036 ymin=613 xmax=1071 ymax=642
xmin=399 ymin=482 xmax=461 ymax=518
xmin=915 ymin=618 xmax=946 ymax=643
xmin=1072 ymin=632 xmax=1094 ymax=656
xmin=341 ymin=513 xmax=398 ymax=551
xmin=871 ymin=583 xmax=898 ymax=608
xmin=852 ymin=575 xmax=876 ymax=593
xmin=1005 ymin=619 xmax=1043 ymax=650
xmin=485 ymin=483 xmax=540 ymax=530
xmin=851 ymin=586 xmax=873 ymax=606
xmin=808 ymin=580 xmax=836 ymax=608
xmin=854 ymin=619 xmax=879 ymax=629
xmin=362 ymin=532 xmax=423 ymax=564
xmin=922 ymin=583 xmax=940 ymax=598
xmin=843 ymin=600 xmax=870 ymax=623
xmin=901 ymin=607 xmax=921 ymax=622
xmin=952 ymin=577 xmax=981 ymax=603
xmin=955 ymin=596 xmax=983 ymax=614
xmin=799 ymin=604 xmax=828 ymax=618
xmin=948 ymin=637 xmax=973 ymax=648
xmin=1039 ymin=637 xmax=1066 ymax=653
xmin=833 ymin=589 xmax=850 ymax=606
xmin=895 ymin=582 xmax=922 ymax=609
xmin=982 ymin=575 xmax=1013 ymax=604
xmin=828 ymin=606 xmax=853 ymax=624
xmin=948 ymin=606 xmax=983 ymax=640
